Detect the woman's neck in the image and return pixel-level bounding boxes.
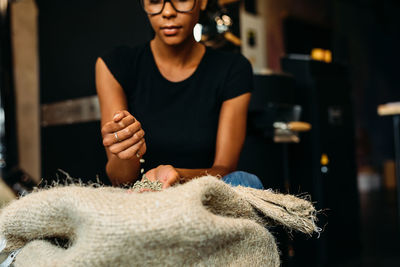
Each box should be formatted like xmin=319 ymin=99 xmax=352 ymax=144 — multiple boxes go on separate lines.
xmin=150 ymin=36 xmax=205 ymax=69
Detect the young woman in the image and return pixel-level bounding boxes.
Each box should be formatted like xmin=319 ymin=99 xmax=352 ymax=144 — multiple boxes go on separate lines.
xmin=95 ymin=0 xmax=263 ymax=189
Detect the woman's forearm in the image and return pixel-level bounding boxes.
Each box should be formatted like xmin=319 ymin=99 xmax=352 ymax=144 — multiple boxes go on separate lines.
xmin=106 ymin=154 xmax=141 ymax=186
xmin=176 ymin=165 xmax=233 ymax=183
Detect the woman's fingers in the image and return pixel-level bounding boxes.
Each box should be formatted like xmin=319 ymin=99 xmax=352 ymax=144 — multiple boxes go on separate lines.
xmin=103 ymin=120 xmax=141 ymax=146
xmin=108 ymin=130 xmax=144 ymax=154
xmin=104 ymin=125 xmax=144 ymax=148
xmin=116 ymin=139 xmax=146 ymax=160
xmin=117 ymin=121 xmax=143 ymax=141
xmin=102 ymin=111 xmax=135 ymax=135
xmin=112 ymin=111 xmax=124 ymax=122
xmin=138 ymin=188 xmax=156 ymax=193
xmin=101 ymin=121 xmax=122 ymax=138
xmin=116 ymin=114 xmax=136 ymax=129
xmin=144 ymin=169 xmax=157 ymax=182
xmin=113 ymin=110 xmax=132 ymax=122
xmin=101 ymin=110 xmax=146 ymax=160
xmin=103 ymin=115 xmax=135 ymax=135
xmin=136 ymin=141 xmax=147 ymax=158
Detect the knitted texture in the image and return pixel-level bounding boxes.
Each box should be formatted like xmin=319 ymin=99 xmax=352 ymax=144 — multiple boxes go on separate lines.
xmin=0 ymin=176 xmax=318 ymax=266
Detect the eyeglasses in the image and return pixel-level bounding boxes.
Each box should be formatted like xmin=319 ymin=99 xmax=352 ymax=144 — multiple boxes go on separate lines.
xmin=140 ymin=0 xmax=197 ymax=15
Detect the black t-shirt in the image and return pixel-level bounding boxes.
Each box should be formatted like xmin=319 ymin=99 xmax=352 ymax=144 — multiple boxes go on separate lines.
xmin=101 ymin=43 xmax=253 ymax=171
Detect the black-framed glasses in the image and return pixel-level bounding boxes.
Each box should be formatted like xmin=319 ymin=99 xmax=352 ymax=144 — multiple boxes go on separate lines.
xmin=140 ymin=0 xmax=197 ymax=15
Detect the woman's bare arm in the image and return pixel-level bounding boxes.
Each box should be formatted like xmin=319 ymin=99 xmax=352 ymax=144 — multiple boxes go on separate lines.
xmin=178 ymin=92 xmax=251 ymax=177
xmin=95 ymin=58 xmax=146 ymax=185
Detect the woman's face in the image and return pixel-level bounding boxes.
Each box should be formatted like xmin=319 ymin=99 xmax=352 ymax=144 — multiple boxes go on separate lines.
xmin=146 ymin=0 xmax=208 ymax=46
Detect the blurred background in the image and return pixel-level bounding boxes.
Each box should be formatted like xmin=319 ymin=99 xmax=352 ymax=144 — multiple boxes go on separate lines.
xmin=1 ymin=0 xmax=399 ymax=266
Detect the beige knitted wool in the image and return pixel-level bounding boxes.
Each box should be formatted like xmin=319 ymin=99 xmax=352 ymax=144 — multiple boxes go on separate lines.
xmin=0 ymin=176 xmax=318 ymax=266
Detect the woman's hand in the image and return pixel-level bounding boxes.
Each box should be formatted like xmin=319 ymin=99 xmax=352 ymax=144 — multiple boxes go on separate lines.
xmin=145 ymin=165 xmax=180 ymax=189
xmin=101 ymin=110 xmax=147 ymax=160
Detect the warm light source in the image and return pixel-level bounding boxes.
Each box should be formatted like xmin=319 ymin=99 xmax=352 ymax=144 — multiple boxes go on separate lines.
xmin=311 ymin=48 xmax=332 ymax=63
xmin=324 ymin=50 xmax=332 ymax=63
xmin=320 ymin=153 xmax=330 ymax=166
xmin=193 ymin=23 xmax=203 ymax=42
xmin=214 ymin=14 xmax=232 ymax=33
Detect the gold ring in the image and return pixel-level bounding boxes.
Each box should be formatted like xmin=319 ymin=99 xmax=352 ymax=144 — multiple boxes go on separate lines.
xmin=114 ymin=132 xmax=120 ymax=142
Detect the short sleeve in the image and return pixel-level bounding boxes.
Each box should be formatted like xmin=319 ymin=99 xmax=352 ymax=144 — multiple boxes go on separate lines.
xmin=221 ymin=54 xmax=254 ymax=101
xmin=100 ymin=46 xmax=134 ymax=92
